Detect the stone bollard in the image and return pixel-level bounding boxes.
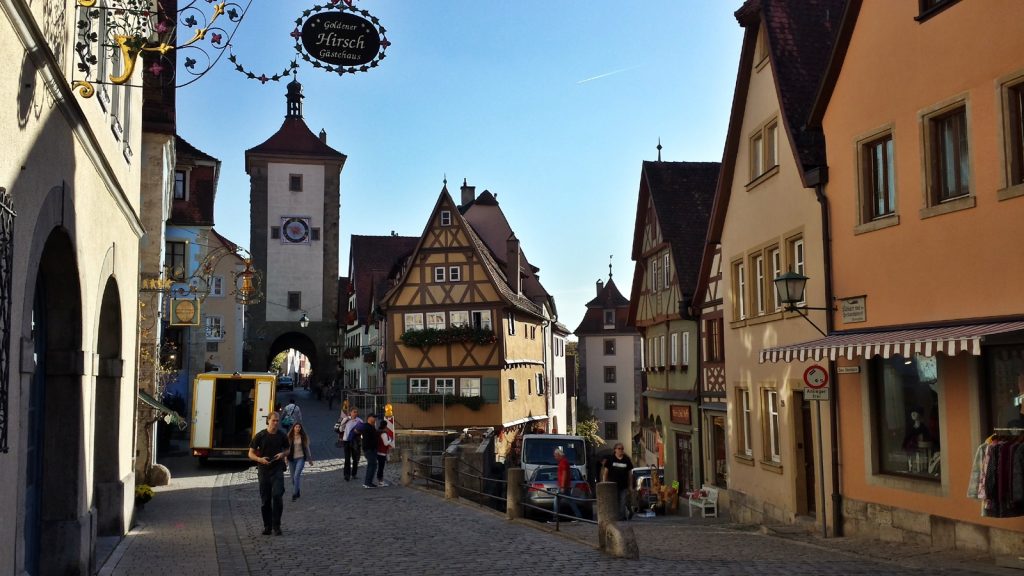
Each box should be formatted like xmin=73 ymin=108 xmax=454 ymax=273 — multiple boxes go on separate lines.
xmin=444 ymin=455 xmax=457 ymax=500
xmin=401 ymin=452 xmax=412 ymax=487
xmin=506 ymin=467 xmax=524 ymax=520
xmin=596 ymin=481 xmax=639 ymax=559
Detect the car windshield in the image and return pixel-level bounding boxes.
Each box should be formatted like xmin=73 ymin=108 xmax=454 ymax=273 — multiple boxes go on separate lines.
xmin=532 ymin=467 xmax=582 ymax=482
xmin=522 ymin=439 xmax=586 ymax=466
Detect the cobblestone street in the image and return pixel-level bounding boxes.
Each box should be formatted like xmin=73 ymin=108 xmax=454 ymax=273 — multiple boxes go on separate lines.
xmin=99 ymin=390 xmax=1020 ymax=576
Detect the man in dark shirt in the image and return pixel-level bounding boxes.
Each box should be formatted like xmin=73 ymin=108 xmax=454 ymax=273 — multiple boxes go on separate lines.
xmin=356 ymin=415 xmax=379 ymax=488
xmin=249 ymin=412 xmax=289 ymax=535
xmin=601 ymin=442 xmax=634 ymax=520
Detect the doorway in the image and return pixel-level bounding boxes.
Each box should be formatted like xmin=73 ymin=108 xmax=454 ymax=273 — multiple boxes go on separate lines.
xmin=93 ymin=277 xmax=123 ymax=536
xmin=798 ymin=394 xmax=817 ymax=516
xmin=675 ymin=433 xmax=693 ymax=493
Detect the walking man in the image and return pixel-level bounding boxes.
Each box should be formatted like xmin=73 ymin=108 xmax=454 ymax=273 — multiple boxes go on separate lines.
xmin=249 ymin=412 xmax=289 ymax=535
xmin=601 ymin=442 xmax=634 ymax=520
xmin=341 ymin=408 xmax=363 ymax=481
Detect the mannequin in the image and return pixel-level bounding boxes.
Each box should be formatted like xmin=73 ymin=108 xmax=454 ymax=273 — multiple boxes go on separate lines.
xmin=903 ymin=409 xmax=934 ymax=472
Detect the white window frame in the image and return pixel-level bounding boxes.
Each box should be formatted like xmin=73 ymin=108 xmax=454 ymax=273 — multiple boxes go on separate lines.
xmin=791 ymin=238 xmax=805 ymax=306
xmin=209 ymin=276 xmax=224 ymax=298
xmin=434 ymin=266 xmax=446 ymax=282
xmin=460 ymin=377 xmax=481 ymax=397
xmin=766 ymin=389 xmax=781 ymax=463
xmin=426 ymin=312 xmax=446 ymax=331
xmin=507 ymin=311 xmax=516 ymax=335
xmin=404 ymin=313 xmax=424 ymax=332
xmin=736 ymin=261 xmax=747 ymax=320
xmin=449 ymin=266 xmax=461 ymax=281
xmin=435 ymin=378 xmax=455 ymax=395
xmin=741 ymin=389 xmax=753 ymax=456
xmin=508 ymin=378 xmax=517 ymax=401
xmin=410 ymin=378 xmax=430 ymax=394
xmin=682 ymin=332 xmax=691 ymax=366
xmin=450 ymin=311 xmax=469 ymax=327
xmin=754 ymin=254 xmax=766 ymax=315
xmin=651 ymin=258 xmax=660 ymax=293
xmin=535 ymin=372 xmax=544 ymax=395
xmin=770 ymin=247 xmax=782 ymax=312
xmin=204 ymin=315 xmax=224 ymax=340
xmin=670 ymin=333 xmax=678 ymax=366
xmin=660 ymin=335 xmax=666 ymax=367
xmin=440 ymin=210 xmax=452 ymax=226
xmin=472 ymin=310 xmax=493 ymax=330
xmin=663 ymin=253 xmax=671 ymax=289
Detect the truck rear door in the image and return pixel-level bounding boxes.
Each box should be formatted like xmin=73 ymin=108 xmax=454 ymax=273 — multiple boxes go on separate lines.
xmin=191 ymin=376 xmax=213 ymax=449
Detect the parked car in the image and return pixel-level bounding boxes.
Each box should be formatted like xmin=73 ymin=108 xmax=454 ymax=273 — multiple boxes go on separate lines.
xmin=630 ymin=467 xmax=666 ymax=513
xmin=277 ymin=375 xmax=294 ymax=391
xmin=524 ymin=465 xmax=593 ymax=519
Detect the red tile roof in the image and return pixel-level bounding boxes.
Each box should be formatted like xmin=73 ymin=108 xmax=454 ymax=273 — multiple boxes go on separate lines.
xmin=349 ymin=235 xmax=419 ymax=325
xmin=245 ymin=117 xmax=346 ymax=160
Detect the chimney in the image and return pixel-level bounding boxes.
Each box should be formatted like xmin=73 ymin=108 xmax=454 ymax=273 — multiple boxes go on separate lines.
xmin=596 ymin=279 xmax=605 ymax=295
xmin=506 ymin=234 xmax=521 ymax=294
xmin=460 ymin=178 xmax=476 ymax=207
xmin=319 ymin=129 xmax=327 ymax=144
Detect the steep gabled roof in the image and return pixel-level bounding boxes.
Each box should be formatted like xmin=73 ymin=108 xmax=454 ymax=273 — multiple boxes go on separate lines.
xmin=244 ymin=118 xmax=346 ymax=170
xmin=349 ymin=235 xmax=418 ymax=325
xmin=585 ymin=278 xmax=630 ymax=309
xmin=171 ymin=135 xmax=220 ymax=226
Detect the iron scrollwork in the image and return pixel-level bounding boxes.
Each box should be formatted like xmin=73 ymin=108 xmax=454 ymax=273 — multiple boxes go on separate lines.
xmin=0 ymin=188 xmax=15 ymax=453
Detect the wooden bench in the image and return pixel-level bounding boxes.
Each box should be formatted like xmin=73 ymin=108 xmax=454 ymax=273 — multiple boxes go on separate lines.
xmin=686 ymin=485 xmax=719 ymax=518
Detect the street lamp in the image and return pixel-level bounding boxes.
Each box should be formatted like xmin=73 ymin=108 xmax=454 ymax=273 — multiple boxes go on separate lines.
xmin=772 ymin=271 xmax=830 ymax=337
xmin=299 ymin=312 xmax=310 ymax=328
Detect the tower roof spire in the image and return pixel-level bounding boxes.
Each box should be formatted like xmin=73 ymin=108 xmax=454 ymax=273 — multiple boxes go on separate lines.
xmin=286 ymin=74 xmax=303 ymax=118
xmin=657 ymin=138 xmax=663 ymax=162
xmin=608 ymin=254 xmax=613 ymax=279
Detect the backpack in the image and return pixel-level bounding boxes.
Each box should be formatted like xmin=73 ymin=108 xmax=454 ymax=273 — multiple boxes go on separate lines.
xmin=282 ymin=405 xmax=296 ymax=426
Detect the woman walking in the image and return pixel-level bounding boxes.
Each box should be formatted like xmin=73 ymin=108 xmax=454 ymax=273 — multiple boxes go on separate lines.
xmin=287 ymin=423 xmax=314 ymax=501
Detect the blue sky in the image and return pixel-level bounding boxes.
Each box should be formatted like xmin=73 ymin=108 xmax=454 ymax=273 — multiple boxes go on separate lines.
xmin=177 ymin=1 xmax=743 ymax=334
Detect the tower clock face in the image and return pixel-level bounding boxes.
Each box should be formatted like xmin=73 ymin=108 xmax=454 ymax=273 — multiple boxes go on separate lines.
xmin=281 ymin=217 xmax=310 ymax=244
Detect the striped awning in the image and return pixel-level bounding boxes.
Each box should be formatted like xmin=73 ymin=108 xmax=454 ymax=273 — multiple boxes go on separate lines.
xmin=759 ymin=321 xmax=1024 ymax=364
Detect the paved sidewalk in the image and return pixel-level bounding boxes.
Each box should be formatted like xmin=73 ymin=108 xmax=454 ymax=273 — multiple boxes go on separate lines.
xmin=99 ymin=390 xmax=1021 ymax=576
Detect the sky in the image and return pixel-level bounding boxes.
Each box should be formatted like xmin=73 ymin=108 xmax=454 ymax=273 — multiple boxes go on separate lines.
xmin=176 ymin=1 xmax=744 ymax=335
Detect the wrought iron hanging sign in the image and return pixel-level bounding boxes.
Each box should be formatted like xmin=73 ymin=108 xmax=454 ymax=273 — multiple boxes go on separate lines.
xmin=72 ymin=0 xmax=251 ymax=98
xmin=229 ymin=1 xmax=389 ymax=84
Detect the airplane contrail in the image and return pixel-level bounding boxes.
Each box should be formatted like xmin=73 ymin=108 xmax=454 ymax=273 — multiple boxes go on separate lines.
xmin=576 ymin=66 xmax=641 ymax=85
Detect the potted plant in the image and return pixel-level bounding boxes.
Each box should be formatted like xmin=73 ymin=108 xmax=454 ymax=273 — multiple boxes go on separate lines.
xmin=135 ymin=484 xmax=154 ymax=510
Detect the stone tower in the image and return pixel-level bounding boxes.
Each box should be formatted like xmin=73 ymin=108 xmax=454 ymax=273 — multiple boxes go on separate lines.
xmin=244 ymin=79 xmax=345 ymax=378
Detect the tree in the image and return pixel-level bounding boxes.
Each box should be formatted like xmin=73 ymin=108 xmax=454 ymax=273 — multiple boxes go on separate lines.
xmin=573 ymin=401 xmax=605 ymax=448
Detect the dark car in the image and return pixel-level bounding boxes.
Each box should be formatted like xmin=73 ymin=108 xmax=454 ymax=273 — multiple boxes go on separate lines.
xmin=524 ymin=466 xmax=592 ymax=519
xmin=277 ymin=376 xmax=294 ymax=391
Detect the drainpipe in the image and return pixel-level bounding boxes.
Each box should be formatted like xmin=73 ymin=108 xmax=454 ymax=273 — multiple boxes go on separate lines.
xmin=808 ymin=165 xmax=843 ymax=537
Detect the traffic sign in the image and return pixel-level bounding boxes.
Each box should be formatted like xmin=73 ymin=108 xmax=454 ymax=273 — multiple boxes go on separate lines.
xmin=803 ymin=365 xmax=829 ymax=389
xmin=804 ymin=388 xmax=829 ymax=401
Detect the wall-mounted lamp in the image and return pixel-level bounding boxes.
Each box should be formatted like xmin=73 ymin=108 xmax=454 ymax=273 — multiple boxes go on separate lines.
xmin=299 ymin=312 xmax=310 ymax=328
xmin=772 ymin=271 xmax=831 ymax=337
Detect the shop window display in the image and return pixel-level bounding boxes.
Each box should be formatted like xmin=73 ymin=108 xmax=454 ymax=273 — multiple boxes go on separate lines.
xmin=984 ymin=345 xmax=1024 ymax=430
xmin=872 ymin=354 xmax=941 ymax=479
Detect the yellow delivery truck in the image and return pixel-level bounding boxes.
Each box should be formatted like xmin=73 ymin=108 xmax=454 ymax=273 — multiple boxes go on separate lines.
xmin=190 ymin=372 xmax=277 ymax=463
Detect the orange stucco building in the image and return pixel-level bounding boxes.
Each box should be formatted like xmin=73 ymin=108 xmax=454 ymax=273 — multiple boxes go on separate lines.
xmin=763 ymin=0 xmax=1024 ymax=558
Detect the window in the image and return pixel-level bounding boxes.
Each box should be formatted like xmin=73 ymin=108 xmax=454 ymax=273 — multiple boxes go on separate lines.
xmin=663 ymin=253 xmax=671 ymax=289
xmin=927 ymin=105 xmax=970 ymax=203
xmin=530 ymin=325 xmax=536 ymax=340
xmin=604 ymin=366 xmax=616 ymax=383
xmin=471 ymin=310 xmax=492 ymax=330
xmin=650 ymin=257 xmax=660 ymax=293
xmin=426 ymin=311 xmax=445 ymax=330
xmin=872 ymin=354 xmax=941 ymax=479
xmin=410 ymin=378 xmax=430 ymax=394
xmin=450 ymin=311 xmax=469 ymax=327
xmin=270 ymin=226 xmax=281 ymax=240
xmin=209 ymin=276 xmax=224 ymax=297
xmin=449 ymin=266 xmax=461 ymax=281
xmin=289 ymin=174 xmax=303 ymax=192
xmin=682 ymin=332 xmax=690 ymax=366
xmin=739 ymin=389 xmax=752 ymax=456
xmin=174 ymin=170 xmax=187 ymax=199
xmin=765 ymin=390 xmax=781 ymax=463
xmin=526 ymin=379 xmax=532 ymax=395
xmin=460 ymin=377 xmax=481 ymax=397
xmin=404 ymin=313 xmax=424 ymax=332
xmin=660 ymin=336 xmax=667 ymax=367
xmin=206 ymin=342 xmax=219 ymax=352
xmin=507 ymin=312 xmax=516 ymax=335
xmin=789 ymin=238 xmax=805 ymax=306
xmin=536 ymin=373 xmax=544 ymax=395
xmin=508 ymin=378 xmax=517 ymax=401
xmin=750 ymin=119 xmax=778 ymax=181
xmin=670 ymin=333 xmax=678 ymax=366
xmin=287 ymin=291 xmax=301 ymax=311
xmin=604 ymin=338 xmax=616 ymax=355
xmin=770 ymin=247 xmax=782 ymax=312
xmin=605 ymin=392 xmax=617 ymax=410
xmin=1002 ymin=80 xmax=1024 ymax=191
xmin=603 ymin=309 xmax=615 ymax=328
xmin=755 ymin=24 xmax=769 ymax=65
xmin=434 ymin=267 xmax=446 ymax=282
xmin=204 ymin=315 xmax=223 ymax=340
xmin=983 ymin=345 xmax=1024 ymax=431
xmin=435 ymin=378 xmax=455 ymax=395
xmin=734 ymin=261 xmax=746 ymax=320
xmin=753 ymin=254 xmax=766 ymax=315
xmin=861 ymin=133 xmax=896 ymax=221
xmin=440 ymin=210 xmax=452 ymax=226
xmin=165 ymin=241 xmax=187 ymax=280
xmin=605 ymin=422 xmax=618 ymax=440
xmin=706 ymin=318 xmax=723 ymax=362
xmin=311 ymin=228 xmax=320 ymax=242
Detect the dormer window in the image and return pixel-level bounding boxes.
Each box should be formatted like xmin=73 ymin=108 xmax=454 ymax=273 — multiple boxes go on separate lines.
xmin=603 ymin=309 xmax=615 ymax=329
xmin=440 ymin=211 xmax=452 ymax=226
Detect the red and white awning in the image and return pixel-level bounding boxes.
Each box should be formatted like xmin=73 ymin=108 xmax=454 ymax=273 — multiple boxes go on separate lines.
xmin=759 ymin=321 xmax=1024 ymax=364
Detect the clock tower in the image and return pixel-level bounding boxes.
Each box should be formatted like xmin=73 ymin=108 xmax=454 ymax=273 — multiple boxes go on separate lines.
xmin=244 ymin=79 xmax=345 ymax=378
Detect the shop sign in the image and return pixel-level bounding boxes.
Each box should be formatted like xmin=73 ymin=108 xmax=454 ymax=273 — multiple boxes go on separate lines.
xmin=841 ymin=295 xmax=867 ymax=324
xmin=670 ymin=404 xmax=692 ymax=425
xmin=170 ymin=298 xmax=200 ymax=326
xmin=301 ymin=12 xmax=381 ymax=67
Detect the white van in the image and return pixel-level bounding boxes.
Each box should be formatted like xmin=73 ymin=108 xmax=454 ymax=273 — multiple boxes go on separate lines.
xmin=520 ymin=434 xmax=588 ymax=482
xmin=190 ymin=372 xmax=277 ymax=463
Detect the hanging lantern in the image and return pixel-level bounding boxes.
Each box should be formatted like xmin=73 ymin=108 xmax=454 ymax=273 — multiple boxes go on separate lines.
xmin=234 ymin=258 xmax=263 ymax=305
